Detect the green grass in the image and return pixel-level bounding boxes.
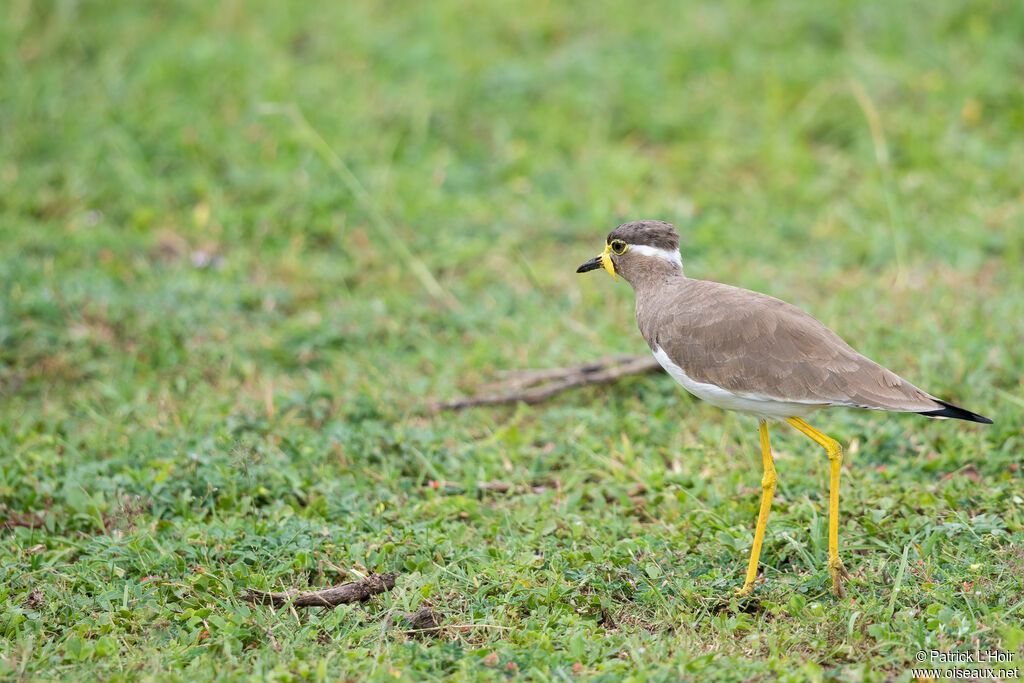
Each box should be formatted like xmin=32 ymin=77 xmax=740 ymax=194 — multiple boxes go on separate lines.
xmin=2 ymin=0 xmax=1023 ymax=680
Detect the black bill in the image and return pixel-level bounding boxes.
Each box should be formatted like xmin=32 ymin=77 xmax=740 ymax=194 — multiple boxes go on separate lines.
xmin=576 ymin=256 xmax=604 ymax=273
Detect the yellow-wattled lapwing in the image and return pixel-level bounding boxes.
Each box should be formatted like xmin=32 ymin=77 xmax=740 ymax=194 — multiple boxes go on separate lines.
xmin=576 ymin=220 xmax=992 ymax=597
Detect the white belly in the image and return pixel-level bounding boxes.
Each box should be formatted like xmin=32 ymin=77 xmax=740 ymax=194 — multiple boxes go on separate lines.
xmin=651 ymin=346 xmax=823 ymax=421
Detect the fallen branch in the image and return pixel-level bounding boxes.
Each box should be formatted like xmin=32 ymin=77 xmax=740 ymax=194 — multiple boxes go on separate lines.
xmin=476 ymin=480 xmax=548 ymax=495
xmin=432 ymin=355 xmax=661 ymax=412
xmin=243 ymin=572 xmax=399 ymax=608
xmin=424 ymin=479 xmax=552 ymax=495
xmin=1 ymin=509 xmax=47 ymax=530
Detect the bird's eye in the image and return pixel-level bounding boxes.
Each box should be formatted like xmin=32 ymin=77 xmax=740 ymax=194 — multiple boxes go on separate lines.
xmin=610 ymin=240 xmax=627 ymax=255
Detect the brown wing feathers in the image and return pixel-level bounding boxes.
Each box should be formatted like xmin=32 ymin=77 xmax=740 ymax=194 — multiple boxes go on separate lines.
xmin=639 ymin=279 xmax=981 ymax=417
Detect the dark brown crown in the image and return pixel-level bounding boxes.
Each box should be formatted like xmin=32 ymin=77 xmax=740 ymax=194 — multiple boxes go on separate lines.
xmin=607 ymin=220 xmax=679 ymax=251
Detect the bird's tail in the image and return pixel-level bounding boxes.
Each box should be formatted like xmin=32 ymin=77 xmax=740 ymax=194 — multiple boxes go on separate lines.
xmin=918 ymin=399 xmax=993 ymax=424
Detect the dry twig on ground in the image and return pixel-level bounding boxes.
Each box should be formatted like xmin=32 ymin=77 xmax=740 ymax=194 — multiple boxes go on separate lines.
xmin=243 ymin=573 xmax=399 ymax=608
xmin=432 ymin=355 xmax=661 ymax=412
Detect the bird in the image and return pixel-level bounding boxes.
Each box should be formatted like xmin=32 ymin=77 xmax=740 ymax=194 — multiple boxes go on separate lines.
xmin=576 ymin=220 xmax=992 ymax=598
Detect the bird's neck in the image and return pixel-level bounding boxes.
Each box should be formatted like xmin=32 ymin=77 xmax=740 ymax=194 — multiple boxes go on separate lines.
xmin=624 ymin=263 xmax=686 ymax=294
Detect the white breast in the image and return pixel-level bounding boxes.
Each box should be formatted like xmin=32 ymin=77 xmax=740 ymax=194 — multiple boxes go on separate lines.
xmin=651 ymin=345 xmax=824 ymax=421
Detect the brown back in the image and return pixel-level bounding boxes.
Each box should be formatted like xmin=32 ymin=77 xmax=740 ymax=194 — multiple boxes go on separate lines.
xmin=635 ymin=277 xmax=941 ymax=411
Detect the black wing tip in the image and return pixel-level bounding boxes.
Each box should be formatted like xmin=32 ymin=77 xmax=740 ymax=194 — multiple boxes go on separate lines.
xmin=919 ymin=400 xmax=993 ymax=424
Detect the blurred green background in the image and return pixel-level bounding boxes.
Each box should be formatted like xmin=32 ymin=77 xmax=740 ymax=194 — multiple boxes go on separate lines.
xmin=2 ymin=0 xmax=1022 ymax=680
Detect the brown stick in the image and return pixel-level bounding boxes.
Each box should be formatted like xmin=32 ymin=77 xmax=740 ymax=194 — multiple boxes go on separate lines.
xmin=243 ymin=572 xmax=399 ymax=608
xmin=475 ymin=355 xmax=639 ymax=392
xmin=431 ymin=355 xmax=662 ymax=412
xmin=1 ymin=511 xmax=46 ymax=530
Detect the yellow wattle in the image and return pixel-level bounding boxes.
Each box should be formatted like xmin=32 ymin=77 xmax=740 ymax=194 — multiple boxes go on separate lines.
xmin=600 ymin=244 xmax=617 ymax=280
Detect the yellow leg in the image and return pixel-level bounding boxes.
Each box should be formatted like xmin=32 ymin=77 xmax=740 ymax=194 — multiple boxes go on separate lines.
xmin=736 ymin=420 xmax=776 ymax=597
xmin=786 ymin=417 xmax=852 ymax=597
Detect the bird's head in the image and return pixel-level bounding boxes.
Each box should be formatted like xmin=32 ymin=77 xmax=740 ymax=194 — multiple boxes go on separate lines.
xmin=576 ymin=220 xmax=683 ymax=286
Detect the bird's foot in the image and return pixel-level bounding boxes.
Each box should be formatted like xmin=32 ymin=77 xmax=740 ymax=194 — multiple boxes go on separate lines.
xmin=828 ymin=557 xmax=851 ymax=598
xmin=710 ymin=582 xmax=761 ymax=613
xmin=734 ymin=582 xmax=756 ymax=599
